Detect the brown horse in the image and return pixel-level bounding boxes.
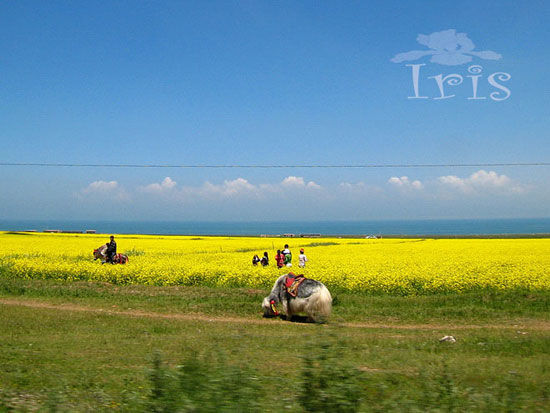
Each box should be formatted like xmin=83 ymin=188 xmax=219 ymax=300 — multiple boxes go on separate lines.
xmin=93 ymin=245 xmax=128 ymax=264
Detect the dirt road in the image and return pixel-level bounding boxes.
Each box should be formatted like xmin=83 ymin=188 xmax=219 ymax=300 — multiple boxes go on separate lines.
xmin=3 ymin=297 xmax=550 ymax=331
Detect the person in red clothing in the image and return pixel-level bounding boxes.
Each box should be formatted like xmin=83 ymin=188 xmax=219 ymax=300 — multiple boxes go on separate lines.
xmin=275 ymin=250 xmax=285 ymax=268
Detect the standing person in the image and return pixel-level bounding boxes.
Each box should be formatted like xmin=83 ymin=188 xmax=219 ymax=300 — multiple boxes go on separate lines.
xmin=283 ymin=244 xmax=292 ymax=267
xmin=275 ymin=250 xmax=284 ymax=268
xmin=282 ymin=244 xmax=290 ymax=256
xmin=298 ymin=248 xmax=308 ymax=268
xmin=106 ymin=235 xmax=117 ymax=264
xmin=261 ymin=251 xmax=269 ymax=266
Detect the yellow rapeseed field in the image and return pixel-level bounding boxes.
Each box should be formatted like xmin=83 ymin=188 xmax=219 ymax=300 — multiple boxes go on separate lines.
xmin=0 ymin=232 xmax=549 ymax=294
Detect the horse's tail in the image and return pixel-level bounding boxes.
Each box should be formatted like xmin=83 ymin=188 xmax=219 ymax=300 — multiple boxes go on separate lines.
xmin=308 ymin=283 xmax=332 ymax=322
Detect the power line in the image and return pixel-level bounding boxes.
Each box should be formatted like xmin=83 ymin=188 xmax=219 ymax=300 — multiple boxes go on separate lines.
xmin=0 ymin=162 xmax=549 ymax=169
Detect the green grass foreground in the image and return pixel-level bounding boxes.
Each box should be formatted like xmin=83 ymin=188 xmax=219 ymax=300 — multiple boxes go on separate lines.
xmin=1 ymin=277 xmax=550 ymax=411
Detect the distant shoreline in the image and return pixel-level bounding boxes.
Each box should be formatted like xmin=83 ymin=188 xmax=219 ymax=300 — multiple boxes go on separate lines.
xmin=2 ymin=218 xmax=550 ymax=238
xmin=3 ymin=230 xmax=550 ymax=239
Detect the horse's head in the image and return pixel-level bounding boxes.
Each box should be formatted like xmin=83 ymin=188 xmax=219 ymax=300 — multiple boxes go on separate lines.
xmin=262 ymin=295 xmax=279 ymax=317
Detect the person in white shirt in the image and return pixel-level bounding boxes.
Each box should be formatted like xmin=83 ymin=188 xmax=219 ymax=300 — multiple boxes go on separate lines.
xmin=298 ymin=248 xmax=308 ymax=268
xmin=282 ymin=244 xmax=292 ymax=267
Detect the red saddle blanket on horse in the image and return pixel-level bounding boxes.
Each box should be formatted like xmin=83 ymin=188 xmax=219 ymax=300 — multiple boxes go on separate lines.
xmin=113 ymin=253 xmax=128 ymax=264
xmin=284 ymin=273 xmax=306 ymax=297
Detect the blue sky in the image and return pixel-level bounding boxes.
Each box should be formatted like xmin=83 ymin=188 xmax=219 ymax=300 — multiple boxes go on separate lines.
xmin=1 ymin=0 xmax=549 ymax=221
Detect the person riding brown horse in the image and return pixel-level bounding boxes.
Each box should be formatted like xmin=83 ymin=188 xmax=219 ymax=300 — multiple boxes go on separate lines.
xmin=106 ymin=236 xmax=117 ymax=264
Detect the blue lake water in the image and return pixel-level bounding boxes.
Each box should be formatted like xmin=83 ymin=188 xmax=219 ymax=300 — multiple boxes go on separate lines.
xmin=1 ymin=218 xmax=549 ymax=236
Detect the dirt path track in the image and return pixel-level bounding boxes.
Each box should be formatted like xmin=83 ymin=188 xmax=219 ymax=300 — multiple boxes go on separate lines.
xmin=2 ymin=297 xmax=550 ymax=331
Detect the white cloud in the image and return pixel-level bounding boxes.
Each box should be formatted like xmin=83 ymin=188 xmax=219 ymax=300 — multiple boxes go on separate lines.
xmin=339 ymin=182 xmax=384 ymax=195
xmin=135 ymin=175 xmax=325 ymax=202
xmin=469 ymin=170 xmax=512 ymax=187
xmin=388 ymin=176 xmax=423 ymax=190
xmin=140 ymin=177 xmax=177 ymax=193
xmin=201 ymin=178 xmax=257 ymax=197
xmin=139 ymin=177 xmax=260 ymax=200
xmin=81 ymin=180 xmax=119 ymax=194
xmin=68 ymin=171 xmax=537 ymax=220
xmin=281 ymin=176 xmax=321 ymax=189
xmin=438 ymin=170 xmax=525 ymax=194
xmin=199 ymin=176 xmax=321 ymax=198
xmin=78 ymin=180 xmax=129 ymax=201
xmin=281 ymin=176 xmax=305 ymax=186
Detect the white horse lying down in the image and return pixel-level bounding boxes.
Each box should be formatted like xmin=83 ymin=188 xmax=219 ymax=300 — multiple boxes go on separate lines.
xmin=262 ymin=274 xmax=332 ymax=322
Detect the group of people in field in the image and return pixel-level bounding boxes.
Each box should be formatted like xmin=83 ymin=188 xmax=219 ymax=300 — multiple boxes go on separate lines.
xmin=253 ymin=244 xmax=308 ymax=269
xmin=100 ymin=236 xmax=309 ymax=269
xmin=252 ymin=252 xmax=269 ymax=267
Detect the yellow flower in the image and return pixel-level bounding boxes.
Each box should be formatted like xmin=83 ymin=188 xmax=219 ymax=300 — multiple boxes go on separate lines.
xmin=1 ymin=232 xmax=549 ymax=294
